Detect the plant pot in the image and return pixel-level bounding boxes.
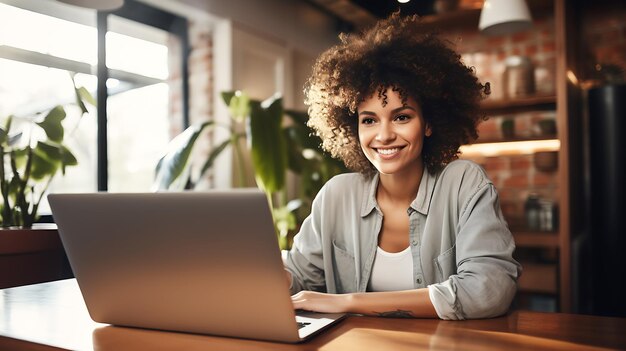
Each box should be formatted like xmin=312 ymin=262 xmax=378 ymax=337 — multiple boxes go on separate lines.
xmin=538 ymin=119 xmax=557 ymax=136
xmin=0 ymin=223 xmax=73 ymax=289
xmin=534 ymin=151 xmax=558 ymax=172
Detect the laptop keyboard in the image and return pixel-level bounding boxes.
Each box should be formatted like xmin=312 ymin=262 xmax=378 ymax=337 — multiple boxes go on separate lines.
xmin=297 ymin=322 xmax=311 ymax=329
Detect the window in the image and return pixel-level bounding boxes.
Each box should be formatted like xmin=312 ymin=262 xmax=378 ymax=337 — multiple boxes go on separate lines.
xmin=103 ymin=15 xmax=174 ymax=192
xmin=0 ymin=0 xmax=189 ymax=216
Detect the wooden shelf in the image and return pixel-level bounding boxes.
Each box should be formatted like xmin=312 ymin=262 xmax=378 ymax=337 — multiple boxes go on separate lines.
xmin=460 ymin=138 xmax=559 ymax=157
xmin=513 ymin=231 xmax=559 ymax=249
xmin=474 ymin=135 xmax=557 ymax=145
xmin=481 ymin=95 xmax=557 ymax=116
xmin=518 ymin=262 xmax=558 ymax=294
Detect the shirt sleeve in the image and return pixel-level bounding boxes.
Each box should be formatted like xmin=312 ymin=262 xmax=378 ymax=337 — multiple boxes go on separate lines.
xmin=283 ymin=183 xmax=328 ymax=294
xmin=428 ymin=181 xmax=521 ymax=320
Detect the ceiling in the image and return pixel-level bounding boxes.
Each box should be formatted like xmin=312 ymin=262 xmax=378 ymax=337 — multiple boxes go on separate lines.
xmin=308 ymin=0 xmax=449 ymax=31
xmin=350 ymin=0 xmax=437 ymax=18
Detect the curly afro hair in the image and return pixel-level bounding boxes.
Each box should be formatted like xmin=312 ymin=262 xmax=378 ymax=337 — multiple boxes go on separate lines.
xmin=304 ymin=12 xmax=490 ymax=176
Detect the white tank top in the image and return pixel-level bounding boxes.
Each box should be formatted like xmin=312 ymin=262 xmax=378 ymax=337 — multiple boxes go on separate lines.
xmin=367 ymin=246 xmax=414 ymax=292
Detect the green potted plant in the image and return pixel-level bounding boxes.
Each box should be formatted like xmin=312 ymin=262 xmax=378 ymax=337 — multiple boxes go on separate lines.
xmin=154 ymin=91 xmax=346 ymax=249
xmin=0 ymin=75 xmax=95 ymax=288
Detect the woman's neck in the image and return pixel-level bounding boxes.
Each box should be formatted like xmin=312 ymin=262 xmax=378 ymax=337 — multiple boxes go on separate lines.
xmin=377 ymin=162 xmax=424 ymax=206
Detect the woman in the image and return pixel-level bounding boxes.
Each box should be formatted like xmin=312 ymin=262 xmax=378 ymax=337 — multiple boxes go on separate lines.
xmin=284 ymin=13 xmax=521 ymax=320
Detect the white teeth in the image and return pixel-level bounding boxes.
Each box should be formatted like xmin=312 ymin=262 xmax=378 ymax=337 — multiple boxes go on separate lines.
xmin=377 ymin=148 xmax=399 ymax=155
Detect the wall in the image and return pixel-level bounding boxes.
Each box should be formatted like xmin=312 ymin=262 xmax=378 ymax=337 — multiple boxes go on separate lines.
xmin=171 ymin=0 xmax=340 ymax=56
xmin=147 ymin=0 xmax=341 ymax=114
xmin=143 ymin=0 xmax=342 ymax=188
xmin=579 ymin=2 xmax=626 ymax=83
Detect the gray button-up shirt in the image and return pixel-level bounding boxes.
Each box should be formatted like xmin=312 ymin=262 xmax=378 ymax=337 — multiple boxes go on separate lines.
xmin=284 ymin=160 xmax=521 ymax=320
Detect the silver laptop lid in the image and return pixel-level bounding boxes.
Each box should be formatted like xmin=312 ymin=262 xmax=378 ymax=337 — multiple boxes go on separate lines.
xmin=49 ymin=190 xmax=302 ymax=343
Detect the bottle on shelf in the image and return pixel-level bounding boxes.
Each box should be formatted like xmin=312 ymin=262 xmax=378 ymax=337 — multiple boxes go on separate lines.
xmin=525 ymin=193 xmax=541 ymax=231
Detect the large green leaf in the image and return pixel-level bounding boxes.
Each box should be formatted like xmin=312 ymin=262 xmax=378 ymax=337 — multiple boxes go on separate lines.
xmin=153 ymin=121 xmax=214 ymax=190
xmin=30 ymin=141 xmax=76 ymax=179
xmin=2 ymin=116 xmax=17 ymax=147
xmin=8 ymin=175 xmax=22 ymax=201
xmin=11 ymin=148 xmax=29 ymax=169
xmin=283 ymin=127 xmax=304 ymax=174
xmin=70 ymin=73 xmax=96 ymax=114
xmin=34 ymin=141 xmax=63 ymax=162
xmin=222 ymin=91 xmax=250 ymax=123
xmin=3 ymin=116 xmax=12 ymax=135
xmin=199 ymin=136 xmax=237 ymax=178
xmin=284 ymin=109 xmax=309 ymax=125
xmin=283 ymin=110 xmax=327 ymax=175
xmin=37 ymin=106 xmax=66 ymax=143
xmin=248 ymin=95 xmax=287 ymax=193
xmin=75 ymin=89 xmax=88 ymax=114
xmin=284 ymin=110 xmax=321 ymax=150
xmin=30 ymin=151 xmax=59 ymax=180
xmin=0 ymin=127 xmax=6 ymax=145
xmin=79 ymin=86 xmax=96 ymax=107
xmin=78 ymin=87 xmax=96 ymax=109
xmin=60 ymin=145 xmax=78 ymax=171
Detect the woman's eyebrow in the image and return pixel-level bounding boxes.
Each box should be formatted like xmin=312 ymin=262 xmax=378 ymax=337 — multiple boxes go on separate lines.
xmin=358 ymin=105 xmax=417 ymax=116
xmin=391 ymin=105 xmax=417 ymax=114
xmin=358 ymin=110 xmax=376 ymax=116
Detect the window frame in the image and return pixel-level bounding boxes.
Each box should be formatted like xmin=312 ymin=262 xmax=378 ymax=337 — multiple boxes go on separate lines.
xmin=97 ymin=0 xmax=190 ymax=191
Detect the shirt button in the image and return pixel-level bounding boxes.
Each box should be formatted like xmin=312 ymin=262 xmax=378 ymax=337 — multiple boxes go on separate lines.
xmin=412 ymin=240 xmax=418 ymax=246
xmin=416 ymin=278 xmax=422 ymax=284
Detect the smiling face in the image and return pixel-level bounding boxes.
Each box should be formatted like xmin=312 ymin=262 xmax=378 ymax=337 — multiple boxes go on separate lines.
xmin=357 ymin=87 xmax=431 ymax=176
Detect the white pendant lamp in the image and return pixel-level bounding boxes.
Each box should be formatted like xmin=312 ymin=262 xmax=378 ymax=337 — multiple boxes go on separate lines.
xmin=56 ymin=0 xmax=124 ymax=11
xmin=479 ymin=0 xmax=532 ymax=36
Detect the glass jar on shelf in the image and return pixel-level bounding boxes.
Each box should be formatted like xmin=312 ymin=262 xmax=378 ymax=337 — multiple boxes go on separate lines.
xmin=539 ymin=199 xmax=558 ymax=232
xmin=525 ymin=193 xmax=541 ymax=231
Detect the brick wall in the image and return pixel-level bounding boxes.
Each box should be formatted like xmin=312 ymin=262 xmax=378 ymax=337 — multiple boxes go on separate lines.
xmin=188 ymin=21 xmax=214 ymax=126
xmin=167 ymin=20 xmax=214 ymax=186
xmin=441 ymin=5 xmax=626 ymax=230
xmin=442 ymin=17 xmax=558 ymax=229
xmin=167 ymin=21 xmax=213 ymax=133
xmin=446 ymin=17 xmax=556 ymax=99
xmin=580 ymin=4 xmax=626 ymax=83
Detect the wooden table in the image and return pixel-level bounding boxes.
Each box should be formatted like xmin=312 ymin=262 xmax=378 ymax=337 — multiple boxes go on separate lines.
xmin=1 ymin=279 xmax=625 ymax=350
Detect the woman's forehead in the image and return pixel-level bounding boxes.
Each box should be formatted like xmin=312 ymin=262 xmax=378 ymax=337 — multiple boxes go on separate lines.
xmin=358 ymin=86 xmax=419 ymax=109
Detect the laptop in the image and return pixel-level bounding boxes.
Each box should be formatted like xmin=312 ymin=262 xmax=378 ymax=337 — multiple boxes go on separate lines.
xmin=48 ymin=190 xmax=345 ymax=343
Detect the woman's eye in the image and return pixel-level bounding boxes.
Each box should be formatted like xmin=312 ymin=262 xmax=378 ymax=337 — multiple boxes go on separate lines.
xmin=361 ymin=117 xmax=375 ymax=125
xmin=395 ymin=114 xmax=410 ymax=122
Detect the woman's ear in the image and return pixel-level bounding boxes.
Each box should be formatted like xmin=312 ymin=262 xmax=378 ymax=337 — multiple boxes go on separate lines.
xmin=425 ymin=124 xmax=432 ymax=137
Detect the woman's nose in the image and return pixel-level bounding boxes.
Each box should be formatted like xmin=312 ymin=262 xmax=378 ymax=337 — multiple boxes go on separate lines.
xmin=375 ymin=122 xmax=395 ymax=143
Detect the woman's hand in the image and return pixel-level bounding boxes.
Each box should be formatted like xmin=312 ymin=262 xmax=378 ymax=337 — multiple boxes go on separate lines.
xmin=291 ymin=291 xmax=352 ymax=313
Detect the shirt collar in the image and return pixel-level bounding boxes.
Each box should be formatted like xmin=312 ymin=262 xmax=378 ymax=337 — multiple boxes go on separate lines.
xmin=361 ymin=173 xmax=380 ymax=217
xmin=410 ymin=166 xmax=437 ymax=215
xmin=360 ymin=167 xmax=437 ymax=217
